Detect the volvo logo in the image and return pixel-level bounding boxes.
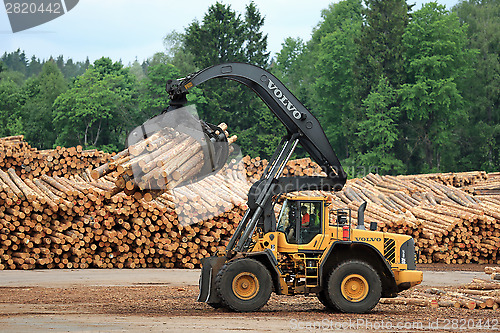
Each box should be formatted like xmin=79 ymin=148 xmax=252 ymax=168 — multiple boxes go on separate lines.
xmin=267 ymin=79 xmax=301 ymax=120
xmin=355 ymin=237 xmax=381 ymax=242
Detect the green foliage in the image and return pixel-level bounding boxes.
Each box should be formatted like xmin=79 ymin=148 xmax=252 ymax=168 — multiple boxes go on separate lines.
xmin=399 ymin=2 xmax=474 ymax=171
xmin=129 ymin=60 xmax=146 ymax=81
xmin=311 ymin=0 xmax=363 ymax=160
xmin=163 ymin=34 xmax=198 ymax=75
xmin=244 ymin=1 xmax=270 ymax=67
xmin=138 ymin=62 xmax=181 ymax=118
xmin=20 ymin=61 xmax=68 ymax=149
xmin=53 ymin=57 xmax=138 ymax=150
xmin=237 ymin=105 xmax=285 ymax=158
xmin=353 ymin=76 xmax=405 ymax=174
xmin=184 ymin=2 xmax=246 ymax=67
xmin=273 ymin=37 xmax=311 ymax=105
xmin=354 ymin=0 xmax=411 ymax=99
xmin=454 ymin=0 xmax=500 ymax=172
xmin=176 ymin=1 xmax=273 ymax=158
xmin=0 ymin=70 xmax=25 ymax=86
xmin=311 ymin=0 xmax=363 ymax=45
xmin=1 ymin=49 xmax=28 ymax=76
xmin=1 ymin=50 xmax=89 ymax=80
xmin=28 ymin=55 xmax=42 ymax=77
xmin=348 ymin=0 xmax=410 ymax=175
xmin=0 ymin=76 xmax=24 ymax=137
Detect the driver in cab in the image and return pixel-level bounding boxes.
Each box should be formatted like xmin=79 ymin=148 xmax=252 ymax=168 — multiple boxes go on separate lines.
xmin=301 ymin=206 xmax=310 ymax=226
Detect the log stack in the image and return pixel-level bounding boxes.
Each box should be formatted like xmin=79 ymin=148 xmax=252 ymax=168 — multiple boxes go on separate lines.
xmin=280 ymin=171 xmax=500 ymax=264
xmin=463 ymin=172 xmax=500 ymax=199
xmin=0 ymin=132 xmax=251 ymax=270
xmin=89 ymin=124 xmax=237 ymax=201
xmin=397 ymin=171 xmax=488 ymax=187
xmin=0 ymin=135 xmax=112 ymax=180
xmin=0 ymin=162 xmax=250 ymax=270
xmin=381 ymin=279 xmax=500 ymax=310
xmin=242 ymin=155 xmax=324 ymax=182
xmin=1 ymin=134 xmax=500 ymax=269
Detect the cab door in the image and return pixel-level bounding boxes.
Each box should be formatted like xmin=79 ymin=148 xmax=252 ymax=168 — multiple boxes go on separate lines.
xmin=276 ymin=200 xmax=325 ymax=251
xmin=297 ymin=201 xmax=324 ymax=250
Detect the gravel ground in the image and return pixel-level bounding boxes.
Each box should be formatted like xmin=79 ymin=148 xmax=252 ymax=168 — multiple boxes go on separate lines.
xmin=0 ymin=264 xmax=498 ymax=332
xmin=417 ymin=263 xmax=492 ymax=272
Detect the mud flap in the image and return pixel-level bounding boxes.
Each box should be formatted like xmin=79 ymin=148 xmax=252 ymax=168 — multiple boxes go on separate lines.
xmin=197 ymin=256 xmax=227 ymax=304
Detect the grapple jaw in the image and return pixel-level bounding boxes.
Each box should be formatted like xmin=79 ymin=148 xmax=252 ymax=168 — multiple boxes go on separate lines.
xmin=127 ymin=105 xmax=229 ymax=190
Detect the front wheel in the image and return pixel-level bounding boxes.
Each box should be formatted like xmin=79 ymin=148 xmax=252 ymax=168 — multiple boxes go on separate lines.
xmin=317 ymin=289 xmax=339 ymax=311
xmin=215 ymin=258 xmax=272 ymax=312
xmin=327 ymin=260 xmax=381 ymax=313
xmin=206 ymin=302 xmax=224 ymax=309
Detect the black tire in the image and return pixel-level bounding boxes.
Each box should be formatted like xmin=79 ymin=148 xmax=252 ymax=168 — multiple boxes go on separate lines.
xmin=215 ymin=258 xmax=272 ymax=312
xmin=317 ymin=289 xmax=339 ymax=311
xmin=327 ymin=260 xmax=381 ymax=313
xmin=207 ymin=302 xmax=224 ymax=309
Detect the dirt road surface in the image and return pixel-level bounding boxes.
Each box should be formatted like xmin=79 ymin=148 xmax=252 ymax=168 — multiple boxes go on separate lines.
xmin=0 ymin=265 xmax=497 ymax=332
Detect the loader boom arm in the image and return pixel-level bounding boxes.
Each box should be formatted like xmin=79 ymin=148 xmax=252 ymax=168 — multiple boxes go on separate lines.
xmin=166 ymin=63 xmax=347 ymax=253
xmin=166 ymin=63 xmax=346 ymax=185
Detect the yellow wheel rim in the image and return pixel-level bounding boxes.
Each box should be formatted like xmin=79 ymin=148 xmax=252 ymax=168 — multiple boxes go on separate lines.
xmin=341 ymin=274 xmax=369 ymax=302
xmin=232 ymin=272 xmax=259 ymax=300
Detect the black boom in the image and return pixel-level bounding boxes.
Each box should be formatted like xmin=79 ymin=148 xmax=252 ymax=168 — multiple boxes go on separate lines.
xmin=165 ymin=62 xmax=347 ymax=185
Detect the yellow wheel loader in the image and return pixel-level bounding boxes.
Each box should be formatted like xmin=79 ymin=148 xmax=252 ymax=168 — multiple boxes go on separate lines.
xmin=162 ymin=63 xmax=422 ymax=313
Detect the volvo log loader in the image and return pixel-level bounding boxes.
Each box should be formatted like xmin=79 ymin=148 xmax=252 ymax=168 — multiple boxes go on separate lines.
xmin=162 ymin=62 xmax=423 ymax=313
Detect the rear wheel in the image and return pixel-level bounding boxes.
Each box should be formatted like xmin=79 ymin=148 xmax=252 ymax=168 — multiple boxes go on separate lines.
xmin=215 ymin=258 xmax=272 ymax=312
xmin=327 ymin=260 xmax=381 ymax=313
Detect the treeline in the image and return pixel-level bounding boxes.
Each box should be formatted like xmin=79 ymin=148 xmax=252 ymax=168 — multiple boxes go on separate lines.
xmin=273 ymin=0 xmax=499 ymax=175
xmin=0 ymin=0 xmax=498 ymax=176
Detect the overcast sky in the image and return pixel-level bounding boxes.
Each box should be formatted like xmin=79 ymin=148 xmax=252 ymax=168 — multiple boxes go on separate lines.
xmin=1 ymin=0 xmax=459 ymax=65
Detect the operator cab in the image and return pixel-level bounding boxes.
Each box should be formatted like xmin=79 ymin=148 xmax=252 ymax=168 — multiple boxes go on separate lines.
xmin=276 ymin=198 xmax=323 ymax=245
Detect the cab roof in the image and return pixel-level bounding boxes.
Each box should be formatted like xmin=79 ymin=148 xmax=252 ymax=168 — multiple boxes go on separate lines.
xmin=285 ymin=196 xmax=327 ymax=202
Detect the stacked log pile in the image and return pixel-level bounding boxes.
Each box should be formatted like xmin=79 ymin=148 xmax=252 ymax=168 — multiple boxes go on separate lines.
xmin=1 ymin=133 xmax=499 ymax=269
xmin=397 ymin=171 xmax=488 ymax=188
xmin=485 ymin=267 xmax=500 ymax=281
xmin=0 ymin=135 xmax=112 ymax=179
xmin=89 ymin=124 xmax=237 ymax=201
xmin=0 ymin=163 xmax=250 ymax=270
xmin=381 ymin=279 xmax=500 ymax=310
xmin=243 ymin=156 xmax=491 ymax=188
xmin=242 ymin=155 xmax=324 ymax=182
xmin=463 ymin=172 xmax=500 ymax=198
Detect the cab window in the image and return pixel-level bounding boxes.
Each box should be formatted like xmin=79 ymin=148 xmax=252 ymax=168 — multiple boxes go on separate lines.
xmin=277 ymin=199 xmax=299 ymax=244
xmin=277 ymin=200 xmax=322 ymax=245
xmin=299 ymin=201 xmax=322 ymax=244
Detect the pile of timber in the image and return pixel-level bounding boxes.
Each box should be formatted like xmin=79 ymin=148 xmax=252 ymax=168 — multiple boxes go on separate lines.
xmin=243 ymin=156 xmax=490 ymax=188
xmin=0 ymin=163 xmax=250 ymax=270
xmin=0 ymin=129 xmax=252 ymax=270
xmin=242 ymin=156 xmax=324 ymax=182
xmin=1 ymin=133 xmax=499 ymax=269
xmin=485 ymin=267 xmax=500 ymax=281
xmin=0 ymin=135 xmax=112 ymax=179
xmin=463 ymin=172 xmax=500 ymax=198
xmin=288 ymin=172 xmax=500 ymax=264
xmin=397 ymin=171 xmax=488 ymax=188
xmin=89 ymin=124 xmax=237 ymax=201
xmin=381 ymin=279 xmax=500 ymax=310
